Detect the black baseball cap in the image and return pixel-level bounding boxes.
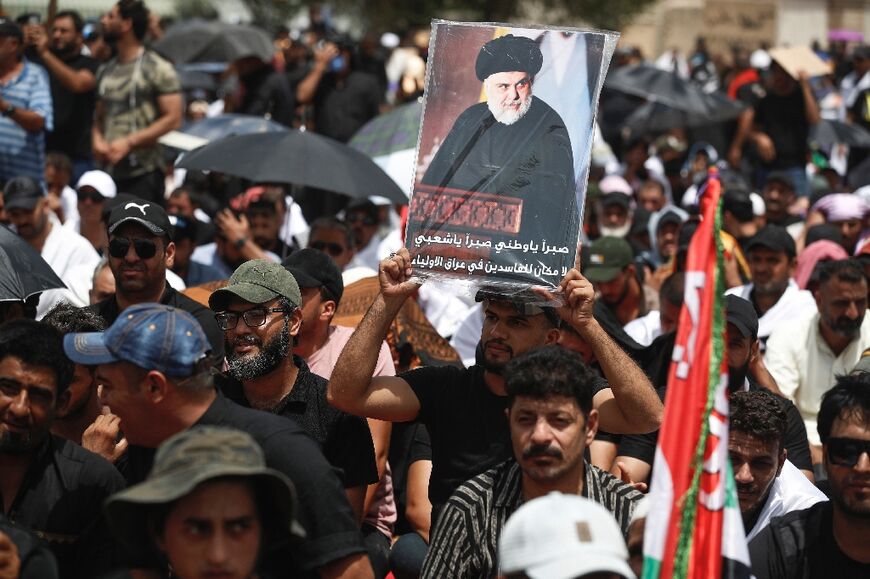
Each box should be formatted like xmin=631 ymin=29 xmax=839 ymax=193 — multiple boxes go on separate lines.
xmin=0 ymin=20 xmax=23 ymax=41
xmin=108 ymin=198 xmax=173 ymax=240
xmin=764 ymin=171 xmax=795 ymax=191
xmin=722 ymin=189 xmax=754 ymax=223
xmin=600 ymin=192 xmax=631 ymax=210
xmin=3 ymin=176 xmax=45 ymax=211
xmin=745 ymin=225 xmax=796 ymax=258
xmin=282 ymin=248 xmax=344 ymax=304
xmin=725 ymin=295 xmax=758 ymax=340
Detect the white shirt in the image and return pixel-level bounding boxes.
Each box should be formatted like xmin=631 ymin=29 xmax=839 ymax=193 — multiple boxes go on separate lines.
xmin=36 ymin=217 xmax=100 ymax=318
xmin=450 ymin=304 xmax=483 ymax=368
xmin=765 ymin=311 xmax=870 ymax=445
xmin=59 ymin=185 xmax=80 ymax=231
xmin=726 ymin=279 xmax=817 ymax=344
xmin=624 ymin=310 xmax=662 ymax=347
xmin=746 ymin=459 xmax=827 ymax=541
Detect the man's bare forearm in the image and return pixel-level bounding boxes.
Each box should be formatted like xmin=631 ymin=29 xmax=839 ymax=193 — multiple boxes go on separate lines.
xmin=327 ymin=293 xmax=405 ymax=411
xmin=580 ymin=319 xmax=663 ymax=431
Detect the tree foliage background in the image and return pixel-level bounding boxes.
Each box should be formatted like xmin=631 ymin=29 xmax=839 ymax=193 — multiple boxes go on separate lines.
xmin=225 ymin=0 xmax=657 ymax=34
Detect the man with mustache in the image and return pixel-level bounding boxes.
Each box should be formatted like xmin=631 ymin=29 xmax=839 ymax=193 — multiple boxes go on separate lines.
xmin=729 ymin=389 xmax=826 ymax=541
xmin=421 ymin=346 xmax=642 ymax=578
xmin=750 ymin=373 xmax=870 ymax=577
xmin=209 ymin=260 xmax=378 ymax=523
xmin=767 ymin=258 xmax=870 ymax=463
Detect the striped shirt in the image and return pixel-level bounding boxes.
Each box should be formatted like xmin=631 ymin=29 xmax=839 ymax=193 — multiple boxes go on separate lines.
xmin=0 ymin=59 xmax=52 ymax=182
xmin=421 ymin=459 xmax=642 ymax=578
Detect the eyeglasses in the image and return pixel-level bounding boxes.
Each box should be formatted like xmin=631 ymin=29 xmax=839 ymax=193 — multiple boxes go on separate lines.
xmin=108 ymin=237 xmax=158 ymax=259
xmin=826 ymin=437 xmax=870 ymax=467
xmin=215 ymin=307 xmax=288 ymax=331
xmin=77 ymin=189 xmax=104 ymax=203
xmin=310 ymin=240 xmax=346 ymax=257
xmin=346 ymin=213 xmax=376 ymax=226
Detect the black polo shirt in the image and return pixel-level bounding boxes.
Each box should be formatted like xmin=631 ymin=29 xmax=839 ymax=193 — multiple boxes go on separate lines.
xmin=218 ymin=356 xmax=378 ymax=489
xmin=120 ymin=393 xmax=365 ymax=576
xmin=4 ymin=435 xmax=125 ymax=579
xmin=87 ymin=285 xmax=225 ymax=361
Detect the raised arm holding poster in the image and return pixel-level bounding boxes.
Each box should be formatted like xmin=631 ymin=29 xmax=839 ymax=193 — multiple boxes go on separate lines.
xmin=406 ymin=21 xmax=618 ymax=298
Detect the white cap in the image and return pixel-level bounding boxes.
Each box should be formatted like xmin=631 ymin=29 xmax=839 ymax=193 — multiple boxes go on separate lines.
xmin=599 ymin=174 xmax=634 ymax=196
xmin=749 ymin=192 xmax=766 ymax=217
xmin=76 ymin=170 xmax=117 ymax=200
xmin=499 ymin=492 xmax=636 ymax=579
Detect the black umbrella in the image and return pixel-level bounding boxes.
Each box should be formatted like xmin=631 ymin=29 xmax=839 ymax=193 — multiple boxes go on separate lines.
xmin=176 ymin=130 xmax=407 ymax=203
xmin=606 ymin=64 xmax=721 ymax=115
xmin=813 ymin=119 xmax=870 ymax=148
xmin=153 ymin=20 xmax=273 ymax=64
xmin=0 ymin=224 xmax=65 ymax=302
xmin=623 ymin=91 xmax=745 ymax=134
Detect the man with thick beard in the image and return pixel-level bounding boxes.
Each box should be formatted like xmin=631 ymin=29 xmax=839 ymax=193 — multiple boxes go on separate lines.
xmin=26 ymin=10 xmax=98 ymax=178
xmin=0 ymin=319 xmax=124 ymax=578
xmin=209 ymin=260 xmax=378 ymax=522
xmin=726 ymin=225 xmax=816 ymax=350
xmin=767 ymin=258 xmax=870 ymax=459
xmin=416 ymin=34 xmax=577 ymax=283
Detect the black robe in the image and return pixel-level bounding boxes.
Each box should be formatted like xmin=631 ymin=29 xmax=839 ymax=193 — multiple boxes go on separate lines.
xmin=410 ymin=96 xmax=578 ymax=286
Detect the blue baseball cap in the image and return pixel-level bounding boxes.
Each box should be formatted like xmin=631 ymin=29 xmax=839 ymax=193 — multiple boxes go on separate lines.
xmin=63 ymin=303 xmax=210 ymax=377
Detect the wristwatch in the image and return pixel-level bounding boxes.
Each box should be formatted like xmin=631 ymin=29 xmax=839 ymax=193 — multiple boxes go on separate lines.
xmin=2 ymin=104 xmax=15 ymax=117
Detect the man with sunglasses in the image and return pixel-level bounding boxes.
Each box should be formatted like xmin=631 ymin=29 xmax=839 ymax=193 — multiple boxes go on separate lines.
xmin=63 ymin=169 xmax=116 ymax=252
xmin=87 ymin=199 xmax=224 ymax=359
xmin=750 ymin=373 xmax=870 ymax=577
xmin=209 ymin=260 xmax=378 ymax=523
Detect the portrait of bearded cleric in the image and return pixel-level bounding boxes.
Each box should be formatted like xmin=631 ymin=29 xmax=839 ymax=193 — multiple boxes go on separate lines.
xmin=407 ymin=24 xmax=615 ymax=291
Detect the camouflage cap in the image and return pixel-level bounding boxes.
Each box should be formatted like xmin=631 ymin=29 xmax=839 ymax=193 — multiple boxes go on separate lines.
xmin=209 ymin=259 xmax=301 ymax=312
xmin=104 ymin=426 xmax=304 ymax=556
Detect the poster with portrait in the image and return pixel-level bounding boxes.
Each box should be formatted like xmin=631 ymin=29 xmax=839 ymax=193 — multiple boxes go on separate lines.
xmin=405 ymin=20 xmax=618 ymax=298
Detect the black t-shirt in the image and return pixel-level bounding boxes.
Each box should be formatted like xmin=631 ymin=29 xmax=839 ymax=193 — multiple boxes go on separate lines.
xmin=39 ymin=52 xmax=98 ymax=160
xmin=239 ymin=68 xmax=296 ymax=127
xmin=402 ymin=364 xmax=607 ymax=513
xmin=120 ymin=394 xmax=365 ymax=576
xmin=754 ymin=88 xmax=810 ymax=169
xmin=217 ymin=357 xmax=378 ymax=488
xmin=618 ymin=379 xmax=813 ymax=476
xmin=6 ymin=436 xmax=125 ymax=579
xmin=88 ymin=285 xmax=225 ymax=361
xmin=313 ymin=70 xmax=381 ymax=142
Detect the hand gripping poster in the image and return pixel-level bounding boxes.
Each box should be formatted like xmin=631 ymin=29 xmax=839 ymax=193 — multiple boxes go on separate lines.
xmin=406 ymin=21 xmax=618 ymax=298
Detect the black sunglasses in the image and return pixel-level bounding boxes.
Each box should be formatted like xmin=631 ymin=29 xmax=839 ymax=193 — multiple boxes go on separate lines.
xmin=77 ymin=189 xmax=104 ymax=203
xmin=108 ymin=237 xmax=158 ymax=259
xmin=310 ymin=240 xmax=346 ymax=257
xmin=827 ymin=437 xmax=870 ymax=467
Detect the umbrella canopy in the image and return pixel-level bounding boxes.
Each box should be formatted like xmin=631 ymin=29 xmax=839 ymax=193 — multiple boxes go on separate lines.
xmin=176 ymin=130 xmax=407 ymax=203
xmin=349 ymin=100 xmax=422 ymax=195
xmin=813 ymin=119 xmax=870 ymax=148
xmin=606 ymin=64 xmax=723 ymax=115
xmin=154 ymin=20 xmax=273 ymax=64
xmin=160 ymin=114 xmax=288 ymax=151
xmin=178 ymin=69 xmax=218 ymax=92
xmin=623 ymin=91 xmax=745 ymax=134
xmin=0 ymin=224 xmax=65 ymax=302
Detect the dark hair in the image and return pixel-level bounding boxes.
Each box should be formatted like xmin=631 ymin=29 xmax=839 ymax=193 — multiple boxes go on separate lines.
xmin=817 ymin=258 xmax=866 ymax=287
xmin=117 ymin=0 xmax=149 ymax=41
xmin=805 ymin=224 xmax=844 ymax=248
xmin=42 ymin=303 xmax=107 ymax=334
xmin=54 ymin=10 xmax=85 ymax=33
xmin=660 ymin=271 xmax=685 ymax=308
xmin=0 ymin=320 xmax=74 ymax=397
xmin=505 ymin=346 xmax=596 ymax=416
xmin=309 ymin=216 xmax=355 ymax=249
xmin=45 ymin=151 xmax=73 ymax=174
xmin=730 ymin=390 xmax=787 ymax=451
xmin=817 ymin=372 xmax=870 ymax=444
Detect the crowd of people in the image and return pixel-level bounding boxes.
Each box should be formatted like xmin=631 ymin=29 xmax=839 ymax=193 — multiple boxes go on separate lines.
xmin=0 ymin=0 xmax=869 ymax=578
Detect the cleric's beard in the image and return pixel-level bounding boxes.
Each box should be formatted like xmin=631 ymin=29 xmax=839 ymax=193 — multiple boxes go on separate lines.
xmin=488 ymin=94 xmax=533 ymax=125
xmin=599 ymin=221 xmax=632 ymax=239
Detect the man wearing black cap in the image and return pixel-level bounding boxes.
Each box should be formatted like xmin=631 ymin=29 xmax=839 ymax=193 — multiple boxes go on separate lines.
xmin=0 ymin=19 xmax=52 ymax=183
xmin=726 ymin=225 xmax=816 ymax=348
xmin=4 ymin=176 xmax=100 ymax=318
xmin=722 ymin=187 xmax=759 ymax=243
xmin=418 ymin=34 xmax=576 ymax=271
xmin=329 ymin=248 xmax=663 ymax=524
xmin=87 ymin=198 xmax=224 ymax=358
xmin=584 ymin=236 xmax=657 ymax=327
xmin=761 ymin=172 xmax=802 ymax=235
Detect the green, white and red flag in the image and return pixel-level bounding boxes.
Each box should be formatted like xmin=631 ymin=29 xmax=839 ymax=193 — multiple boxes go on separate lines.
xmin=642 ymin=169 xmax=753 ymax=578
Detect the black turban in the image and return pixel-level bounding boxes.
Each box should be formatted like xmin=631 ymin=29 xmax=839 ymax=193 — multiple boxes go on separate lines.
xmin=475 ymin=34 xmax=543 ymax=81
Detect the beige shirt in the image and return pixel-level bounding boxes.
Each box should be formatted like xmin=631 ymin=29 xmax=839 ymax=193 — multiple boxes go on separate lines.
xmin=765 ymin=311 xmax=870 ymax=445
